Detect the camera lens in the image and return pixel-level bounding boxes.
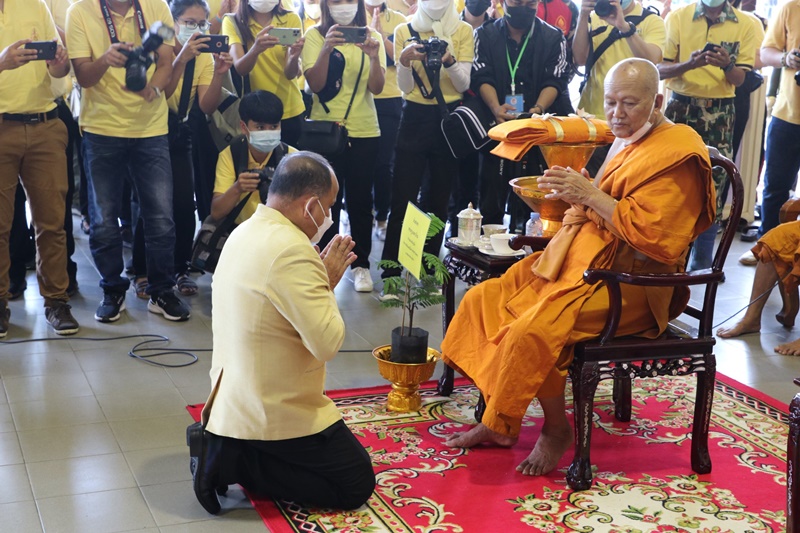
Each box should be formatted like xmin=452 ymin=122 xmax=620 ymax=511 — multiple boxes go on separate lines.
xmin=594 ymin=0 xmax=614 ymax=17
xmin=795 ymin=69 xmax=800 ymax=87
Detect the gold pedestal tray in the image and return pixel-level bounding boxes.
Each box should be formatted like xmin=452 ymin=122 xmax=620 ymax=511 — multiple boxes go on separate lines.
xmin=373 ymin=345 xmax=439 ymax=412
xmin=510 ymin=143 xmax=601 ymax=237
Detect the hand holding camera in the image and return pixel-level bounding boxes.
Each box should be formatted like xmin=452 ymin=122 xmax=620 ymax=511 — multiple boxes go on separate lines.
xmin=235 ymin=171 xmax=262 ymax=194
xmin=405 ymin=36 xmax=449 ymax=72
xmin=593 ymin=0 xmax=624 ymax=24
xmin=357 ymin=36 xmax=381 ymax=59
xmin=119 ymin=22 xmax=175 ymax=91
xmin=399 ymin=40 xmax=427 ymax=67
xmin=102 ymin=42 xmax=133 ymax=69
xmin=703 ymin=44 xmax=731 ymax=68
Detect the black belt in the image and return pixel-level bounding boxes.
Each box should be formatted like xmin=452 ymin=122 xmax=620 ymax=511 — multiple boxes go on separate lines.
xmin=2 ymin=108 xmax=59 ymax=124
xmin=670 ymin=93 xmax=734 ymax=108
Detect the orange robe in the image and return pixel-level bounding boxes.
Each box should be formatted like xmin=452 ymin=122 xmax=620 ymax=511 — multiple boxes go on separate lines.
xmin=440 ymin=122 xmax=716 ymax=438
xmin=752 ymin=220 xmax=800 ymax=291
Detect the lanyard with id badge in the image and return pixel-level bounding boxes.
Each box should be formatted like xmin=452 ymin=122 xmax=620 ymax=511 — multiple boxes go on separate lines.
xmin=505 ymin=29 xmax=531 ymax=116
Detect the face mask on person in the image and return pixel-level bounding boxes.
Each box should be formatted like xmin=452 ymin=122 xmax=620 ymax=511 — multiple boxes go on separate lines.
xmin=465 ymin=0 xmax=491 ymax=16
xmin=420 ymin=0 xmax=451 ymax=21
xmin=504 ymin=5 xmax=536 ymax=30
xmin=329 ymin=3 xmax=359 ymax=25
xmin=304 ymin=2 xmax=322 ymax=18
xmin=365 ymin=0 xmax=384 ymax=7
xmin=176 ymin=24 xmax=203 ymax=45
xmin=306 ymin=198 xmax=334 ymax=243
xmin=249 ymin=0 xmax=280 ymax=13
xmin=619 ymin=0 xmax=633 ymax=9
xmin=622 ymin=99 xmax=656 ymax=145
xmin=701 ymin=0 xmax=726 ymax=7
xmin=248 ymin=129 xmax=282 ymax=154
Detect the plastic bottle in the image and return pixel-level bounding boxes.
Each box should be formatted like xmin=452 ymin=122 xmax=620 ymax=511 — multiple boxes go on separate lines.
xmin=526 ymin=213 xmax=543 ymax=237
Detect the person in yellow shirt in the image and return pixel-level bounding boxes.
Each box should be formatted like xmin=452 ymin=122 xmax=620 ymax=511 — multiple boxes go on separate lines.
xmin=297 ymin=0 xmax=322 ymax=114
xmin=0 ymin=0 xmax=78 ymax=336
xmin=224 ymin=0 xmax=305 ymax=145
xmin=208 ymin=0 xmax=237 ymax=34
xmin=67 ymin=0 xmax=192 ymax=323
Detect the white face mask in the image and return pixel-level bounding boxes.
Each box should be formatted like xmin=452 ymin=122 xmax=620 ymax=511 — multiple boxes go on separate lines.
xmin=306 ymin=198 xmax=334 ymax=243
xmin=248 ymin=128 xmax=282 ymax=153
xmin=304 ymin=2 xmax=322 ymax=18
xmin=420 ymin=0 xmax=451 ymax=20
xmin=365 ymin=0 xmax=383 ymax=7
xmin=329 ymin=3 xmax=359 ymax=25
xmin=249 ymin=0 xmax=280 ymax=13
xmin=176 ymin=24 xmax=203 ymax=45
xmin=622 ymin=100 xmax=657 ymax=146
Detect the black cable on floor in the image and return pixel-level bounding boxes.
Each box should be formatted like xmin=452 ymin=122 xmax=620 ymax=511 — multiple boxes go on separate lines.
xmin=713 ymin=277 xmax=783 ymax=330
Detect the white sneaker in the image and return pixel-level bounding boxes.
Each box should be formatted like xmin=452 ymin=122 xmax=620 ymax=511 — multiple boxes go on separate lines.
xmin=353 ymin=267 xmax=373 ymax=292
xmin=377 ymin=289 xmax=400 ymax=302
xmin=739 ymin=250 xmax=758 ymax=266
xmin=375 ymin=220 xmax=387 ymax=241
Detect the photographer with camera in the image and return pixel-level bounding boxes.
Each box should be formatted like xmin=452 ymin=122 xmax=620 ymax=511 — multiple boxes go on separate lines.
xmin=0 ymin=0 xmax=77 ymax=337
xmin=379 ymin=0 xmax=473 ymax=293
xmin=67 ymin=0 xmax=192 ymax=323
xmin=211 ymin=90 xmax=295 ymax=223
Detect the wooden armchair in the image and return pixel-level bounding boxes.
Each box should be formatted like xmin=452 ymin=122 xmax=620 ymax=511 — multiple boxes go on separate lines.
xmin=790 ymin=378 xmax=800 ymax=533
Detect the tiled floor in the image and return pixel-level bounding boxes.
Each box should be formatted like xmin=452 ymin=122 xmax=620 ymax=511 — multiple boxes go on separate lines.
xmin=1 ymin=216 xmax=798 ymax=532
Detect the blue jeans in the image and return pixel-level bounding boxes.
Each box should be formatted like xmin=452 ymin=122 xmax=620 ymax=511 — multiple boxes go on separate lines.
xmin=83 ymin=132 xmax=176 ymax=295
xmin=759 ymin=117 xmax=800 ymax=238
xmin=687 ymin=221 xmax=719 ymax=271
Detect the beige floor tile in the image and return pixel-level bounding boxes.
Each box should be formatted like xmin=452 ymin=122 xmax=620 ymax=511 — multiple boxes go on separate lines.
xmin=96 ymin=388 xmax=188 ymax=421
xmin=0 ymin=464 xmax=33 ymax=503
xmin=0 ymin=350 xmax=82 ymax=379
xmin=37 ymin=488 xmax=156 ymax=533
xmin=0 ymin=500 xmax=43 ymax=533
xmin=74 ymin=346 xmax=149 ymax=373
xmin=178 ymin=385 xmax=211 ymax=406
xmin=84 ymin=365 xmax=175 ymax=396
xmin=157 ymin=508 xmax=266 ymax=533
xmin=124 ymin=445 xmax=192 ymax=486
xmin=0 ymin=404 xmax=15 ymax=433
xmin=164 ymin=357 xmax=212 ymax=389
xmin=10 ymin=395 xmax=106 ymax=431
xmin=18 ymin=423 xmax=120 ymax=463
xmin=27 ymin=453 xmax=137 ymax=499
xmin=140 ymin=480 xmax=214 ymax=526
xmin=110 ymin=414 xmax=195 ymax=452
xmin=0 ymin=431 xmax=23 ymax=466
xmin=0 ymin=379 xmax=7 ymax=404
xmin=3 ymin=372 xmax=95 ymax=404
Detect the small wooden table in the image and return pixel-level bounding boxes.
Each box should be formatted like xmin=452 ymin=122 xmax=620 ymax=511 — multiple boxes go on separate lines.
xmin=790 ymin=378 xmax=800 ymax=533
xmin=436 ymin=240 xmax=524 ymax=396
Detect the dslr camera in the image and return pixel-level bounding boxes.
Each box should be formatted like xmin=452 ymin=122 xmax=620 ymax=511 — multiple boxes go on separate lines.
xmin=248 ymin=167 xmax=276 ymax=203
xmin=794 ymin=51 xmax=800 ymax=86
xmin=409 ymin=36 xmax=449 ymax=72
xmin=121 ymin=22 xmax=175 ymax=92
xmin=593 ymin=0 xmax=615 ymax=17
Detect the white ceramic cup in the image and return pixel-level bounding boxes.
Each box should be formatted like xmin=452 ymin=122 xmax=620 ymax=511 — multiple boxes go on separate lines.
xmin=490 ymin=233 xmax=515 ymax=254
xmin=482 ymin=224 xmax=507 ymax=236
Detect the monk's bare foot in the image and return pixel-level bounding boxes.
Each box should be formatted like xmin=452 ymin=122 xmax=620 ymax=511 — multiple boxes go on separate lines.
xmin=775 ymin=338 xmax=800 ymax=356
xmin=516 ymin=425 xmax=573 ymax=476
xmin=716 ymin=319 xmax=760 ymax=339
xmin=444 ymin=423 xmax=517 ymax=448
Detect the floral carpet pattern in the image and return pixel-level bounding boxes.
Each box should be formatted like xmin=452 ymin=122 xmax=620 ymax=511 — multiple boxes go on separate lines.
xmin=187 ymin=374 xmax=789 ymax=533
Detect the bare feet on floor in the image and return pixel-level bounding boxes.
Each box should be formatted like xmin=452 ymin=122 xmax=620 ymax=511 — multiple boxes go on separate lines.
xmin=444 ymin=423 xmax=517 ymax=448
xmin=516 ymin=424 xmax=573 ymax=476
xmin=716 ymin=318 xmax=760 ymax=339
xmin=775 ymin=338 xmax=800 ymax=355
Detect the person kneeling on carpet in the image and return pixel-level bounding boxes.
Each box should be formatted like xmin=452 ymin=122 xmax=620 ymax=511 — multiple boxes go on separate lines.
xmin=187 ymin=151 xmax=376 ymax=514
xmin=441 ymin=58 xmax=716 ymax=476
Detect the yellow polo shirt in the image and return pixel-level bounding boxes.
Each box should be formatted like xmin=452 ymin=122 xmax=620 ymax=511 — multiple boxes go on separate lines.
xmin=0 ymin=0 xmax=62 ymax=115
xmin=301 ymin=26 xmax=385 ymax=138
xmin=393 ymin=21 xmax=474 ymax=105
xmin=663 ymin=2 xmax=757 ymax=99
xmin=42 ymin=0 xmax=74 ymax=29
xmin=577 ymin=4 xmax=666 ymax=116
xmin=214 ymin=143 xmax=298 ymax=224
xmin=368 ymin=7 xmax=407 ymax=99
xmin=762 ymin=0 xmax=800 ymax=126
xmin=167 ymin=52 xmax=215 ymax=115
xmin=66 ymin=0 xmax=175 ymax=138
xmin=222 ymin=12 xmax=305 ymax=120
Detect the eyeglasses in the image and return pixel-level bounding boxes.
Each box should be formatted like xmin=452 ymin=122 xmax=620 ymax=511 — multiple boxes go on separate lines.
xmin=179 ymin=20 xmax=212 ymax=31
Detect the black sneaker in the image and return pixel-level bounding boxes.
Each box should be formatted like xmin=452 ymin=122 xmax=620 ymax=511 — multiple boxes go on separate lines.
xmin=0 ymin=300 xmax=9 ymax=338
xmin=8 ymin=279 xmax=26 ymax=301
xmin=45 ymin=301 xmax=80 ymax=336
xmin=148 ymin=291 xmax=191 ymax=321
xmin=95 ymin=291 xmax=126 ymax=322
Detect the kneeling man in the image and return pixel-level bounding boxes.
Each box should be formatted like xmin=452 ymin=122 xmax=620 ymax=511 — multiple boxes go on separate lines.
xmin=442 ymin=59 xmax=716 ymax=476
xmin=188 ymin=152 xmax=376 ymax=514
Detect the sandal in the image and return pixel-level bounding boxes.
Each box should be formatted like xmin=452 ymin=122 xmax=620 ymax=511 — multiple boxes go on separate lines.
xmin=176 ymin=274 xmax=198 ymax=296
xmin=134 ymin=277 xmax=149 ymax=300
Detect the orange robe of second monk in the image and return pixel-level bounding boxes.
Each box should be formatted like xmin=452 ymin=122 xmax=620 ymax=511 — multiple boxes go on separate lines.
xmin=752 ymin=220 xmax=800 ymax=292
xmin=440 ymin=122 xmax=716 ymax=438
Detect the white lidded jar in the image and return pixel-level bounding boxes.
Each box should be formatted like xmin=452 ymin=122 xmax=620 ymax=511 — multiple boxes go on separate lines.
xmin=456 ymin=202 xmax=482 ymax=246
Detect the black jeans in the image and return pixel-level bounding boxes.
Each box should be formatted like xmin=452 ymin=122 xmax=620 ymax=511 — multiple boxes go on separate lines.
xmin=8 ymin=185 xmax=34 ymax=286
xmin=373 ymin=97 xmax=402 ymax=221
xmin=381 ymin=101 xmax=458 ymax=278
xmin=188 ymin=103 xmax=217 ymax=222
xmin=216 ymin=419 xmax=375 ymax=510
xmin=318 ymin=136 xmax=380 ymax=269
xmin=58 ymin=100 xmax=79 ymax=283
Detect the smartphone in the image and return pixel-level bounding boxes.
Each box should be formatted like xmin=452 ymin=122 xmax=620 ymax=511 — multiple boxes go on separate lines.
xmin=199 ymin=34 xmax=229 ymax=53
xmin=269 ymin=27 xmax=301 ymax=46
xmin=339 ymin=26 xmax=368 ymax=44
xmin=24 ymin=41 xmax=57 ymax=60
xmin=702 ymin=42 xmax=719 ymax=54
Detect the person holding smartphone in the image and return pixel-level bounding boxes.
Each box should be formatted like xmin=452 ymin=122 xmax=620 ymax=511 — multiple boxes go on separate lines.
xmin=224 ymin=0 xmax=305 ymax=145
xmin=302 ymin=0 xmax=385 ymax=293
xmin=0 ymin=0 xmax=77 ymax=336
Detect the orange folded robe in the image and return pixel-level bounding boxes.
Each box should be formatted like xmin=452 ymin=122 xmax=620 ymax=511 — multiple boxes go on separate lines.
xmin=752 ymin=220 xmax=800 ymax=292
xmin=489 ymin=116 xmax=616 ymax=162
xmin=440 ymin=122 xmax=716 ymax=438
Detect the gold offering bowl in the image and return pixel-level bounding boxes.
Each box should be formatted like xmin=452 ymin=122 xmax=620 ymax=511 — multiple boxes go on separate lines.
xmin=510 ymin=143 xmax=601 ymax=237
xmin=373 ymin=346 xmax=439 ymax=412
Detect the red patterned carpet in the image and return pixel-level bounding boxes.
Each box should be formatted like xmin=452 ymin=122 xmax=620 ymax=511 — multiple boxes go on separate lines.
xmin=187 ymin=373 xmax=789 ymax=532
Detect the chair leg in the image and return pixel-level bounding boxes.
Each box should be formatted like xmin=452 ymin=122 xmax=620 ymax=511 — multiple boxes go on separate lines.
xmin=474 ymin=393 xmax=486 ymax=423
xmin=567 ymin=360 xmax=601 ymax=491
xmin=690 ymin=355 xmax=716 ymax=475
xmin=613 ymin=376 xmax=632 ymax=422
xmin=437 ymin=364 xmax=455 ymax=397
xmin=777 ymin=282 xmax=799 ymax=329
xmin=788 ymin=391 xmax=800 ymax=533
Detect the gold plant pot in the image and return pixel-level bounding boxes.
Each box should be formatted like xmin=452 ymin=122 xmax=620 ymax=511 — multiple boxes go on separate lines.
xmin=373 ymin=345 xmax=439 ymax=412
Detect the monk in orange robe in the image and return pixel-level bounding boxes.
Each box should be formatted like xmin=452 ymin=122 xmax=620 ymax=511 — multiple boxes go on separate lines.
xmin=442 ymin=58 xmax=716 ymax=476
xmin=717 ymin=220 xmax=800 ymax=355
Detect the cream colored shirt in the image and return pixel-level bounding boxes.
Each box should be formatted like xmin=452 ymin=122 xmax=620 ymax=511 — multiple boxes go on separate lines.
xmin=203 ymin=205 xmax=344 ymax=441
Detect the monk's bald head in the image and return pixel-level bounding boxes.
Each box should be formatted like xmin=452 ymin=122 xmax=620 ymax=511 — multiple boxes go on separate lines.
xmin=602 ymin=59 xmax=663 ymax=139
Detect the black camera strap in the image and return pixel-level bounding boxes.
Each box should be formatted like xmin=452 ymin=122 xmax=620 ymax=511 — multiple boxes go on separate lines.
xmin=341 ymin=52 xmax=365 ymax=125
xmin=99 ymin=0 xmax=147 ymax=44
xmin=406 ymin=24 xmax=451 ymax=120
xmin=176 ymin=59 xmax=196 ymax=122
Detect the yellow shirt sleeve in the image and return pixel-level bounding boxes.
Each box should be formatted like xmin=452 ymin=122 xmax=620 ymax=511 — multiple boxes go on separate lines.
xmin=640 ymin=11 xmax=666 ymax=54
xmin=663 ymin=10 xmax=679 ymax=62
xmin=733 ymin=10 xmax=757 ymax=69
xmin=222 ymin=14 xmax=243 ymax=47
xmin=762 ymin=4 xmax=787 ymax=51
xmin=214 ymin=146 xmax=236 ymax=196
xmin=65 ymin=4 xmax=91 ymax=59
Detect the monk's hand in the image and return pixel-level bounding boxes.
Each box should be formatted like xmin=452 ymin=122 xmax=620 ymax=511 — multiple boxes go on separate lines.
xmin=321 ymin=234 xmax=357 ymax=290
xmin=538 ymin=166 xmax=596 ymax=205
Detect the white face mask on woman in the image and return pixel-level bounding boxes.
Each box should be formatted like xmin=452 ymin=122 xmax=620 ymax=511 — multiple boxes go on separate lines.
xmin=329 ymin=3 xmax=359 ymax=25
xmin=419 ymin=0 xmax=450 ymax=20
xmin=249 ymin=0 xmax=280 ymax=13
xmin=306 ymin=198 xmax=334 ymax=243
xmin=304 ymin=1 xmax=322 ymax=18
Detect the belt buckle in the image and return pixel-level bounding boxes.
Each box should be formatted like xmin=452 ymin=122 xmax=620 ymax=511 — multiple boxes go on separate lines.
xmin=25 ymin=114 xmax=42 ymax=125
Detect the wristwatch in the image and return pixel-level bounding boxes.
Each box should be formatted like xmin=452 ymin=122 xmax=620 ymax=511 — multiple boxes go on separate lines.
xmin=618 ymin=22 xmax=637 ymax=38
xmin=722 ymin=60 xmax=735 ymax=73
xmin=443 ymin=57 xmax=456 ymax=68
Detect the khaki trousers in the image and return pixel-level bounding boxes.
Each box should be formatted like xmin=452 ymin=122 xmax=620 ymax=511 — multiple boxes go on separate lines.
xmin=0 ymin=118 xmax=69 ymax=303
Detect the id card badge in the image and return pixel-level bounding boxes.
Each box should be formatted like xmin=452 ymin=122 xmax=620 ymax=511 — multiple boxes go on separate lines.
xmin=505 ymin=95 xmax=524 ymax=116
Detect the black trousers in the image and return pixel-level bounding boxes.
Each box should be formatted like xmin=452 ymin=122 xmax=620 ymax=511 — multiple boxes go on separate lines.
xmin=9 ymin=185 xmax=34 ymax=285
xmin=479 ymin=146 xmax=544 ymax=232
xmin=58 ymin=100 xmax=78 ymax=283
xmin=373 ymin=97 xmax=402 ymax=221
xmin=381 ymin=101 xmax=458 ymax=278
xmin=318 ymin=136 xmax=380 ymax=269
xmin=216 ymin=419 xmax=375 ymax=510
xmin=188 ymin=104 xmax=217 ymax=222
xmin=280 ymin=113 xmax=304 ymax=148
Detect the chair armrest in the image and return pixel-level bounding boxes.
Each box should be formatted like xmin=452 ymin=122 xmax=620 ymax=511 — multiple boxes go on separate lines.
xmin=510 ymin=235 xmax=551 ymax=251
xmin=583 ymin=268 xmax=724 ymax=288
